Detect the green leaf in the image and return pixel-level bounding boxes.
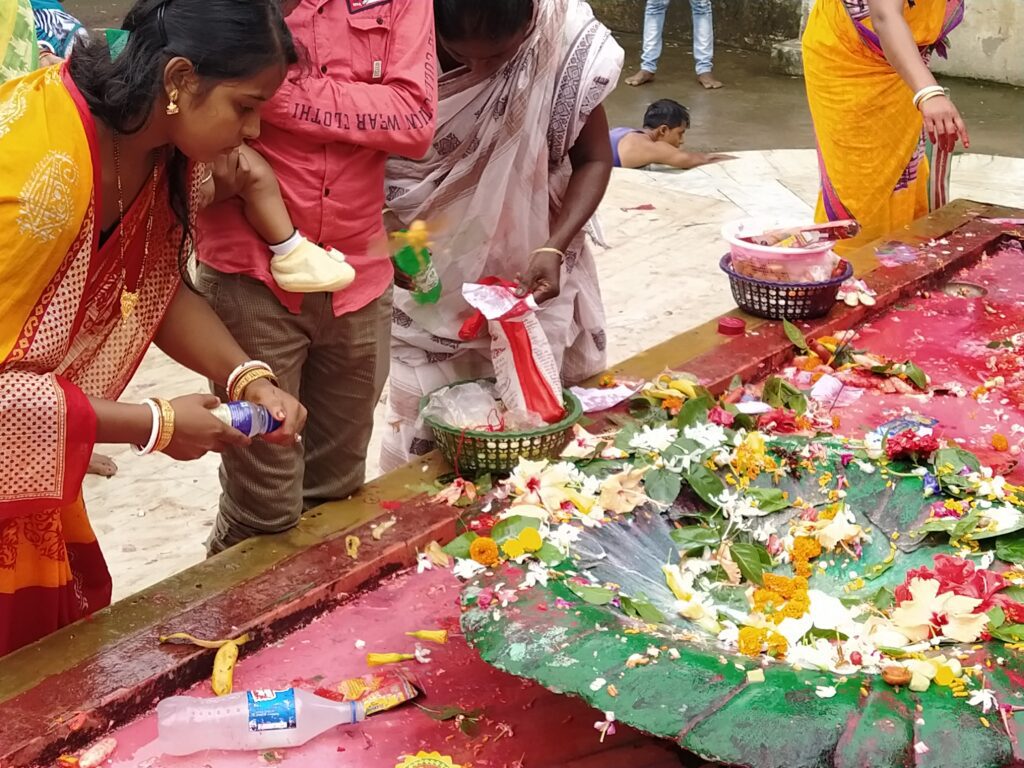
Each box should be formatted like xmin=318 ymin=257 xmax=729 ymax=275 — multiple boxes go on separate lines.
xmin=614 ymin=423 xmax=641 ymax=452
xmin=901 ymin=362 xmax=928 ymax=390
xmin=620 ymin=595 xmax=666 ymax=624
xmin=686 ymin=465 xmax=726 ymax=507
xmin=783 ymin=319 xmax=810 ymax=353
xmin=870 ymin=587 xmax=895 ymax=611
xmin=1003 ymin=585 xmax=1024 ymax=603
xmin=864 ymin=557 xmax=895 ymax=581
xmin=933 ymin=446 xmax=981 ymax=474
xmin=645 ymin=468 xmax=683 ymax=505
xmin=988 ymin=606 xmax=1007 ymax=630
xmin=996 ymin=534 xmax=1024 ymax=565
xmin=730 ymin=542 xmax=768 ymax=585
xmin=745 ymin=487 xmax=790 ymax=514
xmin=417 ymin=704 xmax=483 ymax=722
xmin=442 ymin=531 xmax=479 ymax=559
xmin=670 ymin=525 xmax=721 ymax=554
xmin=675 ymin=394 xmax=714 ymax=430
xmin=490 ymin=516 xmax=535 ymax=544
xmin=762 ymin=376 xmax=808 ymax=415
xmin=989 ymin=623 xmax=1024 ymax=643
xmin=952 ymin=510 xmax=981 ymax=540
xmin=723 ymin=404 xmax=757 ymax=432
xmin=535 ymin=542 xmax=565 ymax=566
xmin=568 ymin=582 xmax=616 ymax=605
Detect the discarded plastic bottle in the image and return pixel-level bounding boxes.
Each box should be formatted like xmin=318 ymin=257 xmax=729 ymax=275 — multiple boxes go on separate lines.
xmin=157 ymin=688 xmax=365 ymax=755
xmin=211 ymin=401 xmax=282 ymax=437
xmin=391 ymin=220 xmax=441 ymax=304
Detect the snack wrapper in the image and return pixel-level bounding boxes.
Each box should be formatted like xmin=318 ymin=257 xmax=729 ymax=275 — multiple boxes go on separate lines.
xmin=461 ymin=281 xmax=565 ymax=424
xmin=314 ymin=672 xmax=419 ymax=717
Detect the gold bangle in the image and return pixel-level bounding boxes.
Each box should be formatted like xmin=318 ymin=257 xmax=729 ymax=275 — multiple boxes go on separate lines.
xmin=153 ymin=398 xmax=176 ymax=454
xmin=230 ymin=368 xmax=278 ymax=402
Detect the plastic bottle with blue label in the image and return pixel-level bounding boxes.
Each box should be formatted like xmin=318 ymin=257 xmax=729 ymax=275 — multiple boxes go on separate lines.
xmin=157 ymin=688 xmax=364 ymax=755
xmin=211 ymin=402 xmax=282 ymax=437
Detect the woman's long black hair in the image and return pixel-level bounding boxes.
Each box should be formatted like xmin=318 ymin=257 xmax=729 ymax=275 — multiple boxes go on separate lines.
xmin=68 ymin=0 xmax=298 ymax=281
xmin=435 ymin=0 xmax=534 ymax=41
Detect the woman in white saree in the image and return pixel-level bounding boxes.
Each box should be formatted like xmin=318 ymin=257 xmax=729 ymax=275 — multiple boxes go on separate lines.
xmin=382 ymin=0 xmax=624 ymax=471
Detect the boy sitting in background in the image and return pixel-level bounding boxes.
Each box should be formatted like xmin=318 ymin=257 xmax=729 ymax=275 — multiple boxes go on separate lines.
xmin=610 ymin=98 xmax=734 ymax=170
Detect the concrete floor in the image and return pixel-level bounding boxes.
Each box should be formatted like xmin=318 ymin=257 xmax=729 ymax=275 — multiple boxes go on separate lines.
xmin=607 ymin=33 xmax=1024 ymax=158
xmin=66 ymin=1 xmax=1024 ymax=158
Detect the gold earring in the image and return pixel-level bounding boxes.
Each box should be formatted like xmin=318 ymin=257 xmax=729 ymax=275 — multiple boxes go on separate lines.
xmin=166 ymin=88 xmax=180 ymax=116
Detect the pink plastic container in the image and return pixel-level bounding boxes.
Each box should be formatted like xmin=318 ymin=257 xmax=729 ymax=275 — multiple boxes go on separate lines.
xmin=722 ymin=217 xmax=838 ymax=284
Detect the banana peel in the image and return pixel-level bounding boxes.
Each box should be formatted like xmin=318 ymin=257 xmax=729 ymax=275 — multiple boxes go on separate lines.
xmin=159 ymin=631 xmax=251 ymax=696
xmin=646 ymin=371 xmax=701 ymax=401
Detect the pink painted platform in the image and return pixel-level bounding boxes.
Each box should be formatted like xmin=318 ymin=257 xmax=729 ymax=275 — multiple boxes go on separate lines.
xmin=104 ymin=567 xmax=688 ymax=768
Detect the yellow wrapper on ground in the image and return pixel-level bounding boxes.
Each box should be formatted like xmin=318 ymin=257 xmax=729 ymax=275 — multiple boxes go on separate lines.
xmin=316 ymin=671 xmax=420 ymax=717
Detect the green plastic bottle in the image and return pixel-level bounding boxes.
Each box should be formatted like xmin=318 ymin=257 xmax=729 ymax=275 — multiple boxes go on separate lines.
xmin=391 ymin=220 xmax=441 ymax=304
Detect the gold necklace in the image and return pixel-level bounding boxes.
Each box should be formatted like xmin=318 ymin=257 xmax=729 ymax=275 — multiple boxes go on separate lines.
xmin=112 ymin=131 xmax=159 ymax=321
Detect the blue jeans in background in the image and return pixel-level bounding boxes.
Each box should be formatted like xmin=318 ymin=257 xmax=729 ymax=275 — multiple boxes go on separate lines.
xmin=639 ymin=0 xmax=715 ymax=76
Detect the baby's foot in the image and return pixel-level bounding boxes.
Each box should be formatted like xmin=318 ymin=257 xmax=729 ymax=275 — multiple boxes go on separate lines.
xmin=271 ymin=237 xmax=356 ymax=293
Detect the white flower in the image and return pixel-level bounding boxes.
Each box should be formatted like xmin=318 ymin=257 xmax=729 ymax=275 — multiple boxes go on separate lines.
xmin=864 ymin=433 xmax=884 ymax=460
xmin=519 ymin=561 xmax=550 ymax=589
xmin=972 ymin=467 xmax=1007 ymax=499
xmin=968 ymin=688 xmax=998 ymax=714
xmin=980 ymin=505 xmax=1021 ymax=534
xmin=715 ymin=489 xmax=767 ymax=520
xmin=589 ymin=677 xmax=607 ymax=692
xmin=815 ymin=685 xmax=837 ymax=699
xmin=354 ymin=639 xmax=366 ymax=649
xmin=854 ymin=459 xmax=876 ymax=474
xmin=548 ymin=523 xmax=582 ymax=554
xmin=751 ymin=520 xmax=777 ymax=543
xmin=508 ymin=458 xmax=574 ymax=511
xmin=416 ymin=552 xmax=433 ymax=574
xmin=807 ymin=590 xmax=857 ymax=634
xmin=453 ymin=558 xmax=487 ymax=581
xmin=683 ymin=422 xmax=728 ymax=451
xmin=629 ymin=425 xmax=679 ymax=454
xmin=681 ymin=557 xmax=716 ymax=577
xmin=787 ymin=639 xmax=838 ymax=671
xmin=717 ymin=621 xmax=739 ymax=645
xmin=414 ymin=646 xmax=432 ymax=664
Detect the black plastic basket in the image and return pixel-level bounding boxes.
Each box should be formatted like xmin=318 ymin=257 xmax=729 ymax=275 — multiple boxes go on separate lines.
xmin=720 ymin=254 xmax=853 ymax=320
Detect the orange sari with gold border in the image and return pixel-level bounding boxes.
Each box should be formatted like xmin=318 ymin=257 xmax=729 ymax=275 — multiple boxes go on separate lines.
xmin=0 ymin=64 xmax=198 ymax=656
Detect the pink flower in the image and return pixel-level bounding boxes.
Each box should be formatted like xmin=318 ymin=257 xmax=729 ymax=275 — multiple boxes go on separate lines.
xmin=895 ymin=554 xmax=1021 ymax=615
xmin=708 ymin=407 xmax=735 ymax=427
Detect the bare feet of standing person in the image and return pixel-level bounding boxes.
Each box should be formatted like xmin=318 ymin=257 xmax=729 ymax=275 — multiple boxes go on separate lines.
xmin=626 ymin=69 xmax=656 ymax=87
xmin=697 ymin=71 xmax=723 ymax=89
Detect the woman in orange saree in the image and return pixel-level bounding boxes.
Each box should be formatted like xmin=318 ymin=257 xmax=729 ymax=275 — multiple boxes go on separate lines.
xmin=803 ymin=0 xmax=969 ymax=249
xmin=0 ymin=0 xmax=307 ymax=657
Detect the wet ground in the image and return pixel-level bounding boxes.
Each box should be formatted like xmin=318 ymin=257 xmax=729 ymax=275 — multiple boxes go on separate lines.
xmin=66 ymin=1 xmax=1024 ymax=158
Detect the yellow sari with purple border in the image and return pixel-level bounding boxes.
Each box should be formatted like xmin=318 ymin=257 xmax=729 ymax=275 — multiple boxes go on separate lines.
xmin=0 ymin=64 xmax=200 ymax=656
xmin=803 ymin=0 xmax=964 ymax=247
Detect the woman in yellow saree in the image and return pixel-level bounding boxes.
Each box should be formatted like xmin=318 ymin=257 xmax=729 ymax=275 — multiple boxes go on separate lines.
xmin=0 ymin=0 xmax=307 ymax=657
xmin=803 ymin=0 xmax=969 ymax=247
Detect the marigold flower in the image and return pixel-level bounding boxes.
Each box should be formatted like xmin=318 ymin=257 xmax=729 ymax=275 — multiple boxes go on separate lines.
xmin=470 ymin=536 xmax=501 ymax=567
xmin=792 ymin=536 xmax=822 ymax=561
xmin=765 ymin=630 xmax=788 ymax=657
xmin=663 ymin=396 xmax=684 ymax=416
xmin=763 ymin=573 xmax=797 ymax=599
xmin=993 ymin=434 xmax=1009 ymax=452
xmin=753 ymin=588 xmax=783 ymax=612
xmin=737 ymin=626 xmax=765 ymax=657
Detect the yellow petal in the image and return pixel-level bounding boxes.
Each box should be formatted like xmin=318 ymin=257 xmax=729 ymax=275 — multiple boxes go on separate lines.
xmin=502 ymin=539 xmax=526 ymax=559
xmin=366 ymin=652 xmax=415 ymax=667
xmin=518 ymin=527 xmax=543 ymax=552
xmin=406 ymin=629 xmax=449 ymax=645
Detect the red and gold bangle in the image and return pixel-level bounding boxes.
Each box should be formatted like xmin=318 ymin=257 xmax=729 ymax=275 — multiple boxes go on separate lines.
xmin=227 ymin=361 xmax=277 ymax=402
xmin=230 ymin=368 xmax=278 ymax=402
xmin=153 ymin=398 xmax=176 ymax=453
